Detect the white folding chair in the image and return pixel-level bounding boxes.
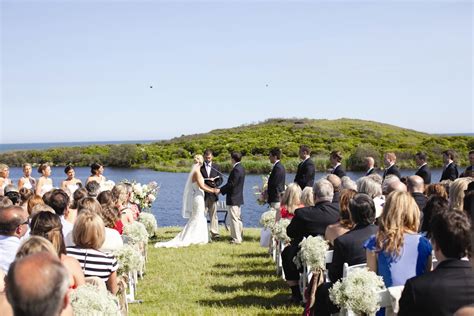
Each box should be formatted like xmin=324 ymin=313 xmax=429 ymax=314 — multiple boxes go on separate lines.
xmin=342 ymin=262 xmax=367 ymax=278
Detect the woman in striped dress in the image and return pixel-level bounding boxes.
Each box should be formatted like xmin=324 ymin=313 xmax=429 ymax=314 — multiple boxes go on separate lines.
xmin=66 ymin=210 xmax=118 ymax=294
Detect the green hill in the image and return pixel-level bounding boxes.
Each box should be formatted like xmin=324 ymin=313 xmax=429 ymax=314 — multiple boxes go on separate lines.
xmin=1 ymin=118 xmax=472 ymax=173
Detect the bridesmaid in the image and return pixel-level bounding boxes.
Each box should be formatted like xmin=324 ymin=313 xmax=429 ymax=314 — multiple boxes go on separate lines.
xmin=0 ymin=164 xmax=12 ymax=195
xmin=36 ymin=163 xmax=54 ymax=197
xmin=18 ymin=163 xmax=36 ymax=191
xmin=86 ymin=163 xmax=106 ymax=185
xmin=61 ymin=165 xmax=82 ymax=196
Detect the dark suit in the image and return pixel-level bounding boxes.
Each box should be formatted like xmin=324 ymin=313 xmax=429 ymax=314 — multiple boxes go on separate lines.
xmin=332 ymin=165 xmax=346 ymax=178
xmin=282 ymin=201 xmax=339 ymax=281
xmin=412 ymin=192 xmax=427 ymax=214
xmin=398 ymin=259 xmax=474 ymax=316
xmin=294 ymin=158 xmax=315 ymax=190
xmin=200 ymin=162 xmax=223 ymax=236
xmin=366 ymin=168 xmax=376 ymax=176
xmin=415 ymin=164 xmax=431 ymax=184
xmin=383 ymin=164 xmax=401 ymax=180
xmin=267 ymin=161 xmax=286 ymax=204
xmin=440 ymin=162 xmax=459 ymax=181
xmin=461 ymin=165 xmax=473 ymax=177
xmin=220 ymin=162 xmax=245 ymax=243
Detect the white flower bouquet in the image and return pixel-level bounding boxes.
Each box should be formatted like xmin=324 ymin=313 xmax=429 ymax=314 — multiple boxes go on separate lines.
xmin=123 ymin=180 xmax=160 ymax=210
xmin=122 ymin=221 xmax=149 ymax=245
xmin=294 ymin=236 xmax=329 ymax=271
xmin=329 ymin=268 xmax=386 ymax=315
xmin=271 ymin=218 xmax=291 ymax=243
xmin=259 ymin=208 xmax=276 ymax=229
xmin=113 ymin=244 xmax=144 ymax=275
xmin=253 ymin=176 xmax=269 ymax=205
xmin=70 ymin=284 xmax=119 ymax=315
xmin=100 ymin=180 xmax=116 ymax=192
xmin=138 ymin=212 xmax=158 ymax=237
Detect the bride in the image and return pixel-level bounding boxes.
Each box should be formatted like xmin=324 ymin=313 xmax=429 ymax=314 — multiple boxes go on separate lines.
xmin=155 ymin=154 xmax=218 ymax=248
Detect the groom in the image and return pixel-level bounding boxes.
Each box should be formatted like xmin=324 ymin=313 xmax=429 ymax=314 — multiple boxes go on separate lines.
xmin=200 ymin=149 xmax=223 ymax=240
xmin=218 ymin=152 xmax=245 ymax=244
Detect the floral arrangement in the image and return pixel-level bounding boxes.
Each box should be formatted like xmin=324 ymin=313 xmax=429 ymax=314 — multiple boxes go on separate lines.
xmin=329 ymin=268 xmax=386 ymax=315
xmin=70 ymin=284 xmax=119 ymax=315
xmin=253 ymin=176 xmax=269 ymax=205
xmin=271 ymin=218 xmax=291 ymax=243
xmin=123 ymin=180 xmax=160 ymax=210
xmin=113 ymin=245 xmax=144 ymax=275
xmin=259 ymin=208 xmax=276 ymax=229
xmin=100 ymin=180 xmax=116 ymax=192
xmin=122 ymin=221 xmax=149 ymax=245
xmin=138 ymin=212 xmax=158 ymax=237
xmin=293 ymin=236 xmax=329 ymax=271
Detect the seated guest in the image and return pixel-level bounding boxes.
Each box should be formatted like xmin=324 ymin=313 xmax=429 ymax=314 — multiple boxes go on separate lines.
xmin=312 ymin=193 xmax=379 ymax=316
xmin=301 ymin=187 xmax=314 ymax=207
xmin=112 ymin=184 xmax=134 ymax=224
xmin=18 ymin=188 xmax=33 ymax=212
xmin=340 ymin=176 xmax=357 ymax=191
xmin=278 ymin=183 xmax=303 ymax=220
xmin=27 ymin=195 xmax=45 ymax=217
xmin=47 ymin=189 xmax=74 ymax=241
xmin=325 ymin=189 xmax=356 ymax=246
xmin=30 ymin=212 xmax=85 ymax=289
xmin=282 ymin=179 xmax=339 ymax=303
xmin=64 ymin=198 xmax=103 ymax=246
xmin=420 ymin=195 xmax=449 ymax=236
xmin=85 ymin=181 xmax=101 ymax=198
xmin=4 ymin=186 xmax=21 ymax=206
xmin=449 ymin=177 xmax=473 ymax=211
xmin=407 ymin=175 xmax=427 ymax=228
xmin=71 ymin=188 xmax=88 ymax=210
xmin=0 ymin=206 xmax=29 ymax=272
xmin=5 ymin=252 xmax=71 ymax=316
xmin=66 ymin=210 xmax=118 ymax=294
xmin=329 ymin=151 xmax=346 ymax=178
xmin=426 ymin=183 xmax=448 ymax=200
xmin=365 ymin=191 xmax=432 ymax=289
xmin=460 ymin=150 xmax=474 ymax=178
xmin=326 ymin=174 xmax=342 ymax=204
xmin=0 ymin=268 xmax=12 ymax=316
xmin=382 ymin=152 xmax=401 ymax=180
xmin=414 ymin=152 xmax=432 ymax=185
xmin=98 ymin=204 xmax=124 ymax=252
xmin=398 ymin=210 xmax=474 ymax=316
xmin=383 ymin=176 xmax=407 ymax=195
xmin=357 ymin=176 xmax=384 ymax=218
xmin=440 ymin=149 xmax=459 ymax=181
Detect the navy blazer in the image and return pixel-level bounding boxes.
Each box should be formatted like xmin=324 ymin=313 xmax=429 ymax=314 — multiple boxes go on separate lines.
xmin=332 ymin=165 xmax=346 ymax=178
xmin=267 ymin=161 xmax=286 ymax=203
xmin=219 ymin=163 xmax=245 ymax=206
xmin=294 ymin=158 xmax=316 ymax=190
xmin=383 ymin=164 xmax=401 ymax=180
xmin=440 ymin=163 xmax=459 ymax=181
xmin=366 ymin=168 xmax=376 ymax=176
xmin=415 ymin=164 xmax=432 ymax=184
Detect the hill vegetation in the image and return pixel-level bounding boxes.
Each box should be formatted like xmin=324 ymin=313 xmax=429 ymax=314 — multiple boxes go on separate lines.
xmin=1 ymin=118 xmax=472 ymax=173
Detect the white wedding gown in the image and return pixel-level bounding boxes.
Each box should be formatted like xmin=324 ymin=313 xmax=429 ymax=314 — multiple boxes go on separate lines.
xmin=154 ymin=182 xmax=209 ymax=248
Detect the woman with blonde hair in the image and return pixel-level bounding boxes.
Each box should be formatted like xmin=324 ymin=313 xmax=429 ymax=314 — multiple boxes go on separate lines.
xmin=365 ymin=191 xmax=432 ymax=289
xmin=279 ymin=183 xmax=303 ymax=220
xmin=449 ymin=177 xmax=473 ymax=211
xmin=301 ymin=186 xmax=314 ymax=207
xmin=0 ymin=164 xmax=12 ymax=195
xmin=66 ymin=210 xmax=118 ymax=294
xmin=35 ymin=163 xmax=53 ymax=197
xmin=15 ymin=235 xmax=57 ymax=259
xmin=18 ymin=163 xmax=36 ymax=191
xmin=325 ymin=189 xmax=356 ymax=246
xmin=112 ymin=184 xmax=134 ymax=224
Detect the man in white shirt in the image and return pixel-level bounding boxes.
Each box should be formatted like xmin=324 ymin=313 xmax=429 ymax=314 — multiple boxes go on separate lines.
xmin=47 ymin=189 xmax=75 ymax=239
xmin=0 ymin=205 xmax=29 ymax=272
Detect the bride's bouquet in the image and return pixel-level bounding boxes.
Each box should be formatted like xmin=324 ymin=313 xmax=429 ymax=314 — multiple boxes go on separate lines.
xmin=123 ymin=180 xmax=160 ymax=210
xmin=329 ymin=268 xmax=386 ymax=315
xmin=253 ymin=175 xmax=269 ymax=205
xmin=293 ymin=236 xmax=329 ymax=270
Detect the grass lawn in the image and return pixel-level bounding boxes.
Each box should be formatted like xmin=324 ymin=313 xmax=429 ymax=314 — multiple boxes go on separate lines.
xmin=128 ymin=227 xmax=302 ymax=315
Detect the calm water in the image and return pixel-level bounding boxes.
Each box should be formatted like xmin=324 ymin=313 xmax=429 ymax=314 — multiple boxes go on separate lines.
xmin=7 ymin=166 xmax=451 ymax=227
xmin=0 ymin=140 xmax=157 ymax=153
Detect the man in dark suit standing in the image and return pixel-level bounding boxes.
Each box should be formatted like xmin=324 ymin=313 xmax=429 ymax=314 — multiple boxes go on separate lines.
xmin=329 ymin=150 xmax=346 ymax=178
xmin=365 ymin=156 xmax=376 ymax=176
xmin=200 ymin=149 xmax=223 ymax=240
xmin=440 ymin=149 xmax=459 ymax=181
xmin=218 ymin=152 xmax=245 ymax=244
xmin=414 ymin=152 xmax=431 ymax=184
xmin=294 ymin=145 xmax=315 ymax=190
xmin=282 ymin=179 xmax=339 ymax=303
xmin=398 ymin=210 xmax=474 ymax=316
xmin=267 ymin=148 xmax=286 ymax=211
xmin=460 ymin=150 xmax=474 ymax=178
xmin=383 ymin=152 xmax=401 ymax=180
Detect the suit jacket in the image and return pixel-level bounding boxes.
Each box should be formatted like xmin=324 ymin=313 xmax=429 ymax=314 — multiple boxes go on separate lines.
xmin=461 ymin=165 xmax=473 ymax=177
xmin=412 ymin=192 xmax=427 ymax=214
xmin=366 ymin=168 xmax=376 ymax=176
xmin=219 ymin=163 xmax=245 ymax=206
xmin=383 ymin=164 xmax=401 ymax=180
xmin=440 ymin=162 xmax=459 ymax=181
xmin=328 ymin=224 xmax=378 ymax=282
xmin=294 ymin=158 xmax=315 ymax=190
xmin=267 ymin=161 xmax=286 ymax=203
xmin=398 ymin=259 xmax=474 ymax=316
xmin=415 ymin=164 xmax=432 ymax=184
xmin=200 ymin=162 xmax=223 ymax=202
xmin=332 ymin=165 xmax=346 ymax=178
xmin=286 ymin=201 xmax=339 ymax=246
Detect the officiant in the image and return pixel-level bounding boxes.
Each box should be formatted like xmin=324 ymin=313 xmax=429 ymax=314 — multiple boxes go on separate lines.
xmin=201 ymin=149 xmax=223 ymax=240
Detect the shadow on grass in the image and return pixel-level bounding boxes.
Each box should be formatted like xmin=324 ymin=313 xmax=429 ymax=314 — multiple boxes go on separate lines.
xmin=211 ymin=279 xmax=287 ymax=293
xmin=218 ymin=269 xmax=275 ymax=277
xmin=198 ymin=293 xmax=298 ymax=311
xmin=234 ymin=252 xmax=269 ymax=259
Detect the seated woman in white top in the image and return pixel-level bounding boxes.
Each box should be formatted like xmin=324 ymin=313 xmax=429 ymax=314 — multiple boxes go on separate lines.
xmin=35 ymin=163 xmax=53 ymax=197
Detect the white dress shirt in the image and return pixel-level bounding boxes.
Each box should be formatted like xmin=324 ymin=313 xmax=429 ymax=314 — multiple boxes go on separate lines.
xmin=0 ymin=235 xmax=21 ymax=272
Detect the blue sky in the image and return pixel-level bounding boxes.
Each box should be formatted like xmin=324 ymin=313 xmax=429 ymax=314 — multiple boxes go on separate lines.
xmin=1 ymin=0 xmax=472 ymax=143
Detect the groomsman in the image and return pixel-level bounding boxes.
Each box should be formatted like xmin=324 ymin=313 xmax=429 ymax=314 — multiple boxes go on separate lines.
xmin=414 ymin=152 xmax=431 ymax=185
xmin=329 ymin=150 xmax=346 ymax=178
xmin=294 ymin=145 xmax=315 ymax=190
xmin=440 ymin=150 xmax=459 ymax=181
xmin=267 ymin=148 xmax=286 ymax=211
xmin=365 ymin=157 xmax=376 ymax=176
xmin=383 ymin=152 xmax=401 ymax=180
xmin=460 ymin=150 xmax=474 ymax=177
xmin=200 ymin=149 xmax=223 ymax=240
xmin=219 ymin=152 xmax=245 ymax=244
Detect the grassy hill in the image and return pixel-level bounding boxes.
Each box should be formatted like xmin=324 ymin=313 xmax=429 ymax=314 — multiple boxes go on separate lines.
xmin=1 ymin=118 xmax=472 ymax=173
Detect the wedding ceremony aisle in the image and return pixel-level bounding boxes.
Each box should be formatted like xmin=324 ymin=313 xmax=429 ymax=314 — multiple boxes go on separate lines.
xmin=129 ymin=227 xmax=301 ymax=315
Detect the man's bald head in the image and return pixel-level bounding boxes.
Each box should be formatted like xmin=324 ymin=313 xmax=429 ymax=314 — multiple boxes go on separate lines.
xmin=326 ymin=174 xmax=342 ymax=192
xmin=366 ymin=157 xmax=375 ymax=168
xmin=385 ymin=179 xmax=407 ymax=194
xmin=0 ymin=206 xmax=28 ymax=237
xmin=6 ymin=252 xmax=70 ymax=316
xmin=407 ymin=175 xmax=425 ymax=193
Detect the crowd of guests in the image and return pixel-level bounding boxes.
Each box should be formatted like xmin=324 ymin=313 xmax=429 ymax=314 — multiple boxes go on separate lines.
xmin=265 ymin=146 xmax=474 ymax=315
xmin=0 ymin=163 xmax=142 ymax=316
